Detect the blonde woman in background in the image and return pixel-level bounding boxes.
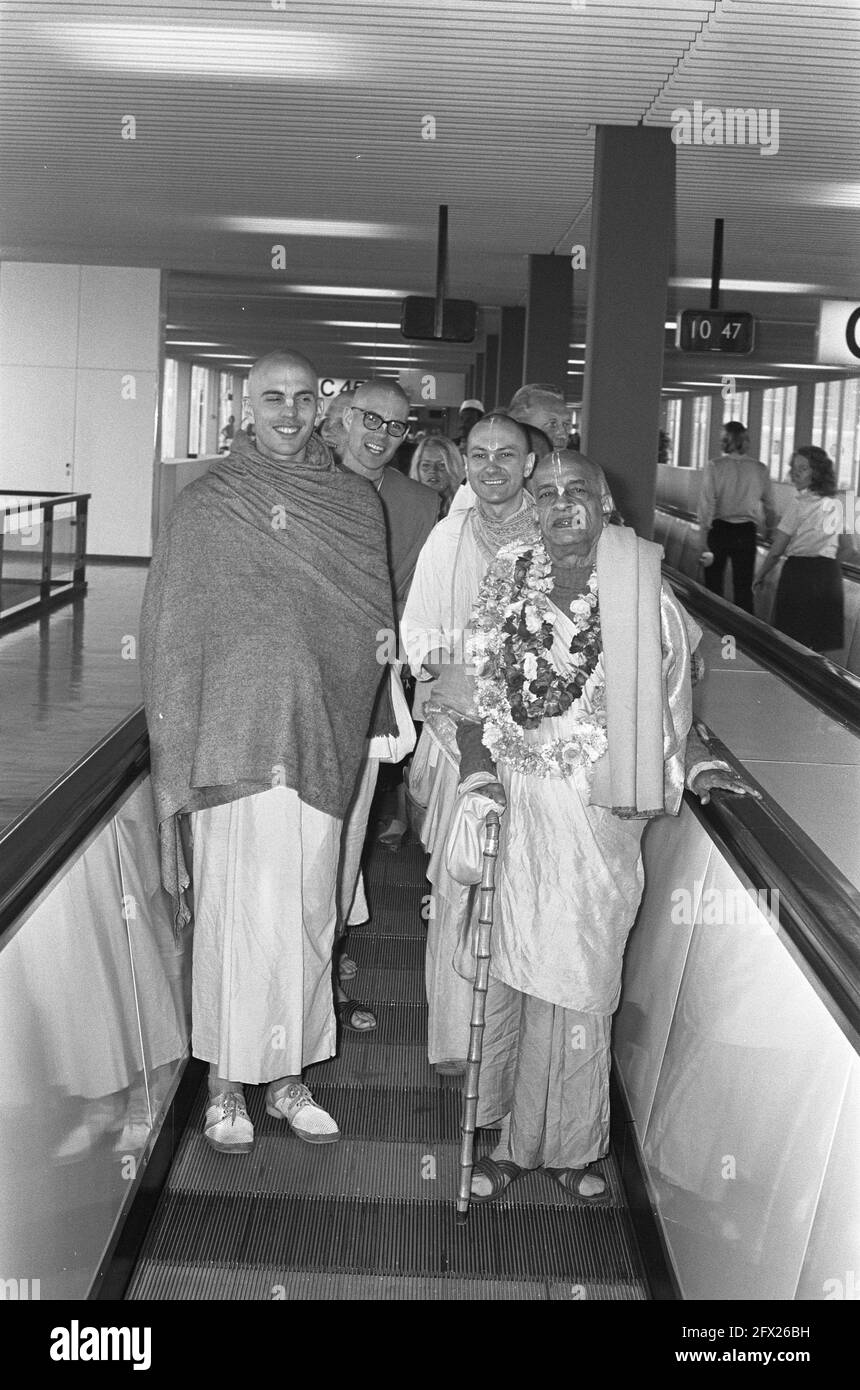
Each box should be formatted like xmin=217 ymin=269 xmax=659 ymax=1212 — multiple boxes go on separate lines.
xmin=410 ymin=434 xmax=466 ymax=517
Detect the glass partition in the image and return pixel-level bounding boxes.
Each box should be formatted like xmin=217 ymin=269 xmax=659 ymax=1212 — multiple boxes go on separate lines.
xmin=615 ymin=799 xmax=860 ymax=1300
xmin=0 ymin=773 xmax=191 ymax=1299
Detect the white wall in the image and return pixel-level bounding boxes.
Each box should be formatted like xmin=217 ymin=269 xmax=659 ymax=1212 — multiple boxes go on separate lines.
xmin=0 ymin=262 xmax=163 ymax=556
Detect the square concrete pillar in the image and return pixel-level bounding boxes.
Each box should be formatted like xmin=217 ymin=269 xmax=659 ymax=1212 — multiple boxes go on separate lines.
xmin=582 ymin=127 xmax=675 ymax=537
xmin=793 ymin=380 xmax=815 ymax=450
xmin=484 ymin=334 xmax=499 ymax=410
xmin=524 ymin=255 xmax=572 ymax=390
xmin=497 ymin=305 xmax=525 ymax=408
xmin=474 ymin=352 xmax=485 ymax=405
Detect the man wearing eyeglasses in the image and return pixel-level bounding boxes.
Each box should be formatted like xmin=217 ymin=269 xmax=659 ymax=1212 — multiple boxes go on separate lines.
xmin=342 ymin=381 xmax=440 ymax=612
xmin=336 ymin=380 xmax=440 ymax=1028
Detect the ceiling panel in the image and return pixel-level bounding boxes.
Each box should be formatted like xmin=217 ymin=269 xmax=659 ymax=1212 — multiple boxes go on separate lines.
xmin=1 ymin=0 xmax=858 ymax=389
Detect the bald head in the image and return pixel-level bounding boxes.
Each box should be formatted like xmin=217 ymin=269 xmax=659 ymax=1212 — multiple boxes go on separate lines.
xmin=352 ymin=379 xmax=410 ymax=414
xmin=509 ymin=384 xmax=571 ymax=449
xmin=529 ymin=449 xmax=607 ymax=559
xmin=248 ymin=349 xmax=318 ymax=395
xmin=247 ymin=349 xmax=322 ymax=465
xmin=530 ymin=448 xmax=614 ymax=512
xmin=342 ymin=377 xmax=411 ymax=480
xmin=319 ymin=389 xmax=355 ymax=462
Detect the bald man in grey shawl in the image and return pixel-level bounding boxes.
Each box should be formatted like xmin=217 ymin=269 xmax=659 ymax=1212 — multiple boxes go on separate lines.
xmin=140 ymin=351 xmax=395 ymax=1154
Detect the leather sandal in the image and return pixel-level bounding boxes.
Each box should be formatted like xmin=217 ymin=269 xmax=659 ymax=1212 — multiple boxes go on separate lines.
xmin=546 ymin=1165 xmax=607 ymax=1200
xmin=470 ymin=1155 xmax=524 ymax=1204
xmin=433 ymin=1059 xmax=467 ymax=1076
xmin=337 ymin=954 xmax=358 ymax=982
xmin=336 ymin=997 xmax=377 ymax=1031
xmin=377 ymin=818 xmax=406 ymax=853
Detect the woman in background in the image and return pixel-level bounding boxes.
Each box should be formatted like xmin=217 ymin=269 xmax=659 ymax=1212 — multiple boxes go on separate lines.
xmin=754 ymin=445 xmax=844 ymax=654
xmin=409 ymin=435 xmax=466 ymax=517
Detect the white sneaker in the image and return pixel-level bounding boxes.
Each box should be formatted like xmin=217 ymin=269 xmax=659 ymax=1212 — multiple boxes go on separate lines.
xmin=266 ymin=1081 xmax=340 ymax=1144
xmin=204 ymin=1091 xmax=254 ymax=1153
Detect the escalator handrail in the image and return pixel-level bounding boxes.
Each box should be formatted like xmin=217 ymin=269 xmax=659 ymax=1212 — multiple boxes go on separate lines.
xmin=1 ymin=703 xmax=857 ymax=1047
xmin=689 ymin=721 xmax=860 ymax=1049
xmin=0 ymin=707 xmax=149 ymax=948
xmin=665 ymin=563 xmax=860 ymax=736
xmin=655 ymin=498 xmax=860 ymax=585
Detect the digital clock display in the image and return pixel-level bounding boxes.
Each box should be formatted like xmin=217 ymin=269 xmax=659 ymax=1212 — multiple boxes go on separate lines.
xmin=676 ymin=310 xmax=755 ymax=354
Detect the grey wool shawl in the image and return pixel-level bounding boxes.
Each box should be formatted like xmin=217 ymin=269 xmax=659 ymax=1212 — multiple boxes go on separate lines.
xmin=140 ymin=430 xmax=395 ymax=929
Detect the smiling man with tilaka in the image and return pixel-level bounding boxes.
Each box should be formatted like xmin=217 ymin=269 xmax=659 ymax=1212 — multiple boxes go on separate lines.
xmin=401 ymin=413 xmax=545 ymax=1067
xmin=140 ymin=350 xmax=395 ymax=1154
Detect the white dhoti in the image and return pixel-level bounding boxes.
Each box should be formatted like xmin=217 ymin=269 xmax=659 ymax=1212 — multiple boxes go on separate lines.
xmin=408 ymin=716 xmax=476 ymax=1064
xmin=475 ymin=982 xmax=612 ymax=1169
xmin=190 ymin=785 xmax=340 ymax=1084
xmin=337 ymin=751 xmax=380 ymax=930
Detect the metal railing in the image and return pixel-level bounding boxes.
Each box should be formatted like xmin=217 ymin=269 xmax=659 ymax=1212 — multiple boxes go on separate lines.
xmin=0 ymin=489 xmax=90 ymax=631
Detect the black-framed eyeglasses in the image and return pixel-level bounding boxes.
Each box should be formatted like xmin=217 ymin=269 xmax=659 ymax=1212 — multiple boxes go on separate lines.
xmin=357 ymin=410 xmax=408 ymax=438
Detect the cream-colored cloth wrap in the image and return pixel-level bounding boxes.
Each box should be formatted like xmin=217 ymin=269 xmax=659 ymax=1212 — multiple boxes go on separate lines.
xmin=590 ymin=524 xmax=689 ymax=819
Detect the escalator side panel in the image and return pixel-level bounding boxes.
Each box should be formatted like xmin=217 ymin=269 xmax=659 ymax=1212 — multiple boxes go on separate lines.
xmin=616 ymin=800 xmax=860 ymax=1300
xmin=0 ymin=774 xmax=191 ymax=1299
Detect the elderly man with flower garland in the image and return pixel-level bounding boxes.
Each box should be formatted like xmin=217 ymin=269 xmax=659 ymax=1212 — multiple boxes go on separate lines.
xmin=402 ymin=416 xmax=625 ymax=1074
xmin=448 ymin=450 xmax=755 ymax=1203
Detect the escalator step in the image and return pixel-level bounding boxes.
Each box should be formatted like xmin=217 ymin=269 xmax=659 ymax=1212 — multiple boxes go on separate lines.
xmin=127 ymin=1264 xmax=645 ymax=1300
xmin=126 ymin=838 xmax=649 ymax=1300
xmin=165 ymin=1130 xmax=626 ymax=1208
xmin=305 ymin=1040 xmax=458 ymax=1091
xmin=128 ymin=1190 xmax=641 ymax=1286
xmin=339 ymin=933 xmax=426 ymax=972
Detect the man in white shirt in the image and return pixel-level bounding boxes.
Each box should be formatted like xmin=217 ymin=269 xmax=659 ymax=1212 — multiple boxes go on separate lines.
xmin=697 ymin=421 xmax=777 ymax=614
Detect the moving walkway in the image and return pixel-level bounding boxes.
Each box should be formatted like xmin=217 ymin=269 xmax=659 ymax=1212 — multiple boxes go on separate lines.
xmin=1 ymin=685 xmax=857 ymax=1301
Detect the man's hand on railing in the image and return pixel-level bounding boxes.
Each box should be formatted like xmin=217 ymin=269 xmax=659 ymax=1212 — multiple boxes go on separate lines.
xmin=689 ymin=766 xmax=761 ymax=805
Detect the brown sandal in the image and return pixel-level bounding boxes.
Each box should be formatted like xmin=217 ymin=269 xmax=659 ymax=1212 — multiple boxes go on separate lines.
xmin=470 ymin=1155 xmax=524 ymax=1204
xmin=335 ymin=997 xmax=377 ymax=1032
xmin=546 ymin=1166 xmax=607 ymax=1200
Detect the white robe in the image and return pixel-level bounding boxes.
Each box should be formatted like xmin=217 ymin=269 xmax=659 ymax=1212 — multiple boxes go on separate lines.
xmin=190 ymin=786 xmax=340 ymax=1083
xmin=401 ymin=509 xmax=496 ymax=1062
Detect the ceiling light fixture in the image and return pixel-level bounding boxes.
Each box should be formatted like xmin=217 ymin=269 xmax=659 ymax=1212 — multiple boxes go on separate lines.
xmin=280 ymin=285 xmax=415 ymax=299
xmin=219 ymin=217 xmax=416 ymax=240
xmin=42 ymin=23 xmax=355 ymax=78
xmin=321 ymin=321 xmax=401 ymax=329
xmin=670 ymin=278 xmax=838 ymax=296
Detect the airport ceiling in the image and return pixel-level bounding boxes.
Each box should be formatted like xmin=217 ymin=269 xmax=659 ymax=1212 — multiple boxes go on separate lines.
xmin=1 ymin=0 xmax=859 ymax=396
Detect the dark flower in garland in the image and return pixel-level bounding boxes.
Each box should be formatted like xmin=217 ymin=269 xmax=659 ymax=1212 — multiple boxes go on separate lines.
xmin=468 ymin=540 xmax=609 ymax=778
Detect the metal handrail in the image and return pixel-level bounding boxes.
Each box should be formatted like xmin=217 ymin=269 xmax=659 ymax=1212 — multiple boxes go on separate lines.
xmin=0 ymin=490 xmax=92 ymax=505
xmin=0 ymin=703 xmax=856 ymax=1053
xmin=0 ymin=490 xmax=90 ymax=630
xmin=0 ymin=708 xmax=149 ymax=946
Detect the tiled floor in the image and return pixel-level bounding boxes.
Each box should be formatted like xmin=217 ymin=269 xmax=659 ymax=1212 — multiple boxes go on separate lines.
xmin=0 ymin=563 xmax=148 ymax=831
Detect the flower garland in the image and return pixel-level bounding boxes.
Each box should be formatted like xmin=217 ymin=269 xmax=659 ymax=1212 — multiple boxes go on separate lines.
xmin=468 ymin=540 xmax=608 ymax=776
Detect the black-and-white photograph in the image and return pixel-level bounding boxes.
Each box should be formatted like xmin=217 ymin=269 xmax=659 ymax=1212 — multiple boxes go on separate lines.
xmin=0 ymin=0 xmax=857 ymax=1351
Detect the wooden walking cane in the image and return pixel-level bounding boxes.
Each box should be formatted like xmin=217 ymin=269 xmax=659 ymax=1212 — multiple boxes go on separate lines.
xmin=456 ymin=808 xmax=501 ymax=1223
